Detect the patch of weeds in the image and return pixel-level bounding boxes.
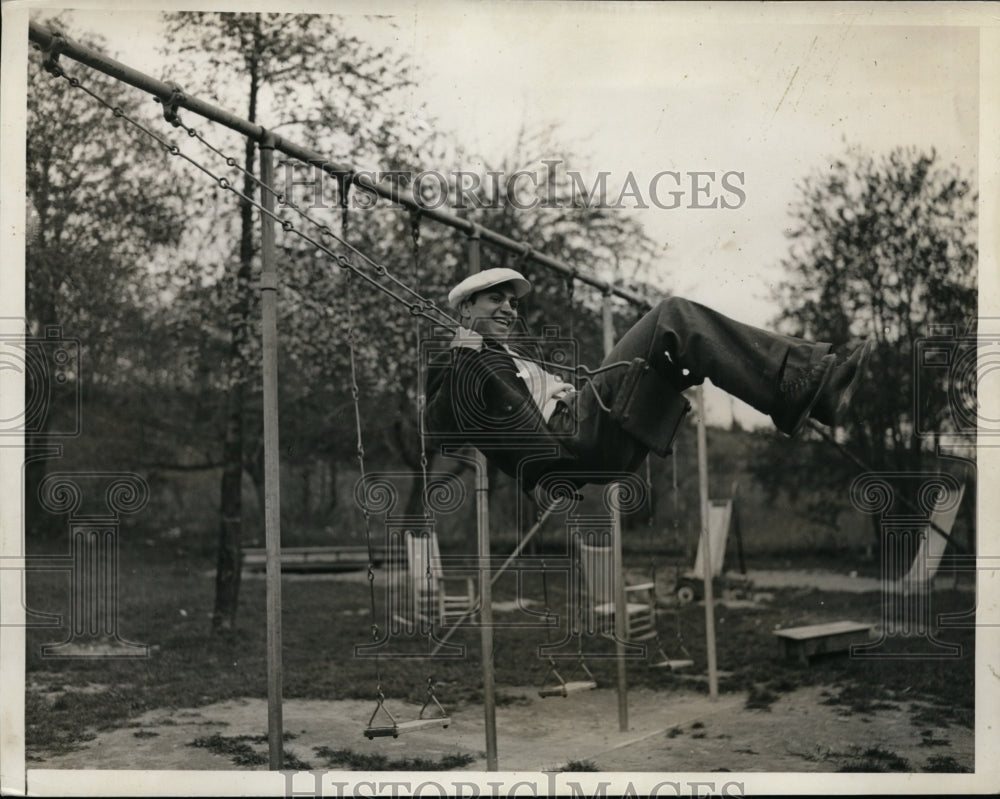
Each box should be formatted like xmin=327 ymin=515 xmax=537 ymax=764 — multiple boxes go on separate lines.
xmin=918 ymin=729 xmax=950 ymax=748
xmin=561 ymin=759 xmax=598 ymax=772
xmin=733 ymin=747 xmax=757 ymax=755
xmin=835 ymin=745 xmax=910 ymax=772
xmin=284 ymin=751 xmax=314 ymax=771
xmin=690 ymin=721 xmax=704 ymax=729
xmin=910 ymin=702 xmax=971 ymax=730
xmin=666 ymin=727 xmax=683 ymax=739
xmin=923 ymin=754 xmax=970 ymax=773
xmin=314 ymin=746 xmax=474 ymax=772
xmin=691 ymin=732 xmax=706 ymax=739
xmin=190 ymin=733 xmax=266 ymax=767
xmin=133 ymin=730 xmax=159 ymax=739
xmin=189 ymin=732 xmax=308 ymax=769
xmin=821 ymin=684 xmax=900 ymax=715
xmin=745 ymin=686 xmax=778 ymax=711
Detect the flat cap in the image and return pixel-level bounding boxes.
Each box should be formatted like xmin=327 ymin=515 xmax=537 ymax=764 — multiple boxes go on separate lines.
xmin=447 ymin=268 xmax=531 ymax=309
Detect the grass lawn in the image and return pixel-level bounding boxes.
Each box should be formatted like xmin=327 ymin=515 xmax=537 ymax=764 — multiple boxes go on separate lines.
xmin=24 ymin=536 xmax=975 ymax=761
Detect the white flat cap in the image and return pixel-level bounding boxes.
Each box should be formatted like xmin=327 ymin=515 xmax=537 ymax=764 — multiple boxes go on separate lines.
xmin=447 ymin=267 xmax=531 ymax=309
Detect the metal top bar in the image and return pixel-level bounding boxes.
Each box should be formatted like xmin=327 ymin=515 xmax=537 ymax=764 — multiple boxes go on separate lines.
xmin=28 ymin=21 xmax=652 ymax=310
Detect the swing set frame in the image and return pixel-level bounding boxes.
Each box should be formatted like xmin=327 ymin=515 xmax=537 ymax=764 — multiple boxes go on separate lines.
xmin=27 ymin=19 xmax=724 ymax=772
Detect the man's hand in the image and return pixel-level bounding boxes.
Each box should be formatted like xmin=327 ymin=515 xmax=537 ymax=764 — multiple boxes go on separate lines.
xmin=450 ymin=326 xmax=484 ymax=351
xmin=544 ymin=376 xmax=576 ymax=401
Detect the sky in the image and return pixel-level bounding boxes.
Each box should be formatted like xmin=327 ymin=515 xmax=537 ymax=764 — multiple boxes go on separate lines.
xmin=14 ymin=2 xmax=985 ymax=425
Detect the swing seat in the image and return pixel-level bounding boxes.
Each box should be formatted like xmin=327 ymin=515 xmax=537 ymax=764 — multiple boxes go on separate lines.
xmin=364 ymin=716 xmax=451 ymax=739
xmin=610 ymin=358 xmax=690 ymax=456
xmin=538 ymin=679 xmax=597 ymax=698
xmin=649 ymin=658 xmax=695 ymax=670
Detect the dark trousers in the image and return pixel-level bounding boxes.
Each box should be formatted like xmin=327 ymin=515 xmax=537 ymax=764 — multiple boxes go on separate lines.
xmin=547 ymin=297 xmax=831 ymax=474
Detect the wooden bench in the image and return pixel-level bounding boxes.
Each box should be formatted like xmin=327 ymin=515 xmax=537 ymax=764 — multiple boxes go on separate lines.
xmin=773 ymin=620 xmax=874 ymax=664
xmin=242 ymin=545 xmax=383 ymax=573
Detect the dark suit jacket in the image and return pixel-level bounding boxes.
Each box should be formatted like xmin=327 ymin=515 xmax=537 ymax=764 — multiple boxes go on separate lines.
xmin=424 ymin=337 xmax=581 ymax=491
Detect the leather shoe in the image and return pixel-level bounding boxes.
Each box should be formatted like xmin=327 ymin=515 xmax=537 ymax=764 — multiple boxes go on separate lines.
xmin=773 ymin=354 xmax=837 ymax=436
xmin=810 ymin=337 xmax=875 ymax=427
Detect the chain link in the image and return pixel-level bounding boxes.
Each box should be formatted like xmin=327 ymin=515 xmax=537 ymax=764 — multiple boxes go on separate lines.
xmin=41 ymin=62 xmax=636 ymax=414
xmin=165 ymin=105 xmax=451 ymax=328
xmin=345 ymin=266 xmax=384 ymax=699
xmin=410 ymin=211 xmax=432 ymax=520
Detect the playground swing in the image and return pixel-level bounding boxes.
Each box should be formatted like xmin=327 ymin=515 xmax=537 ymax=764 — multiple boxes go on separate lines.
xmin=363 ymin=677 xmax=450 ymax=739
xmin=335 ymin=191 xmax=452 ymax=740
xmin=31 ymin=26 xmax=788 ymax=760
xmin=641 ymin=456 xmax=694 ymax=671
xmin=536 ymin=562 xmax=599 ymax=699
xmin=538 ymin=654 xmax=598 ymax=698
xmin=536 ymin=279 xmax=597 ymax=698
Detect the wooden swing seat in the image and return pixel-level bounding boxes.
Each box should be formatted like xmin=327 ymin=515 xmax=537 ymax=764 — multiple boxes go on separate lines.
xmin=364 ymin=716 xmax=450 ymax=739
xmin=649 ymin=658 xmax=694 ymax=670
xmin=538 ymin=679 xmax=597 ymax=698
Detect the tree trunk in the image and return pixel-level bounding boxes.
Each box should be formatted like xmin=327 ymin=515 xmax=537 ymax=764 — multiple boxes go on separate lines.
xmin=212 ymin=27 xmax=260 ymax=631
xmin=213 ymin=380 xmax=246 ymax=631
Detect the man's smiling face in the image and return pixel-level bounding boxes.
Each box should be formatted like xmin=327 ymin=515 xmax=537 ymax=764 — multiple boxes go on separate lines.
xmin=460 ymin=283 xmax=520 ymax=341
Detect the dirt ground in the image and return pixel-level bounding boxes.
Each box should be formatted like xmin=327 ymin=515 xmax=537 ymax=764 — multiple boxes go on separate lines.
xmin=30 ymin=682 xmax=972 ymax=774
xmin=26 ymin=568 xmax=974 ymax=775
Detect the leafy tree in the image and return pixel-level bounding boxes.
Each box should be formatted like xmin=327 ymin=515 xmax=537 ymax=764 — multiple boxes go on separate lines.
xmin=161 ymin=11 xmax=431 ymax=630
xmin=25 ymin=27 xmax=188 ymax=535
xmin=754 ymin=146 xmax=976 ymax=549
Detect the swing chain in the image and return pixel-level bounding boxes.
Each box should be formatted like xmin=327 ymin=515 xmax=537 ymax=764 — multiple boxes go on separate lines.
xmin=37 ymin=53 xmax=642 ymax=421
xmin=346 ymin=267 xmax=384 ymax=699
xmin=410 ymin=211 xmax=432 ymax=517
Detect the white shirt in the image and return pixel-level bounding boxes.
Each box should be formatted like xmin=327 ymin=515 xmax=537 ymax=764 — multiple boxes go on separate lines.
xmin=505 ymin=346 xmax=573 ymax=422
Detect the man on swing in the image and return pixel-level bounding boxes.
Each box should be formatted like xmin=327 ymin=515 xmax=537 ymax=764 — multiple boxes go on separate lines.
xmin=425 ymin=267 xmax=873 ymax=494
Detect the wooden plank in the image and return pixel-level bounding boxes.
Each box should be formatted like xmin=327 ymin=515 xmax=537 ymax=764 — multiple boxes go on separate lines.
xmin=774 ymin=621 xmax=872 ymax=640
xmin=242 ymin=546 xmax=384 ymax=572
xmin=538 ymin=680 xmax=597 ymax=698
xmin=774 ymin=621 xmax=873 ymax=664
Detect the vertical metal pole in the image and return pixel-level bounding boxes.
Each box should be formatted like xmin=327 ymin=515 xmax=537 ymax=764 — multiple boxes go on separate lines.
xmin=696 ymin=386 xmax=719 ymax=700
xmin=468 ymin=228 xmax=498 ymax=770
xmin=259 ymin=137 xmax=284 ymax=769
xmin=602 ymin=294 xmax=628 ymax=731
